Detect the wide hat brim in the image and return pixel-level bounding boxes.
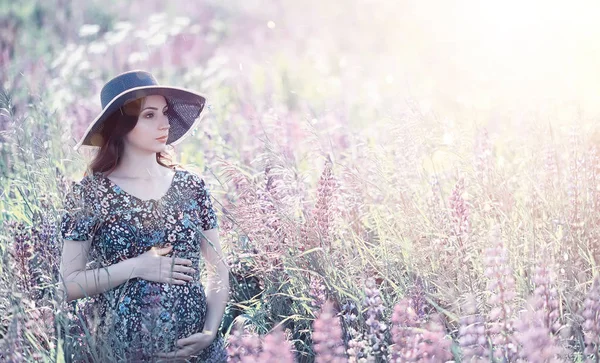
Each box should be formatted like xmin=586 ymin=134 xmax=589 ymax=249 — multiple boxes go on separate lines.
xmin=74 ymin=85 xmax=207 ymax=151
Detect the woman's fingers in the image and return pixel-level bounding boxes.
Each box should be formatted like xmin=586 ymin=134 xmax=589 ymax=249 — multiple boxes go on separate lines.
xmin=153 ymin=245 xmax=173 ymax=256
xmin=170 ymin=265 xmax=196 ymax=274
xmin=167 ymin=277 xmax=187 ymax=285
xmin=170 ymin=272 xmax=194 ymax=283
xmin=173 ymin=257 xmax=193 ymax=266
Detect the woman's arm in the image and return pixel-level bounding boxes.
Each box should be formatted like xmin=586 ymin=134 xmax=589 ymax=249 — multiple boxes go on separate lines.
xmin=58 ymin=239 xmax=138 ymax=303
xmin=199 ymin=228 xmax=230 ymax=337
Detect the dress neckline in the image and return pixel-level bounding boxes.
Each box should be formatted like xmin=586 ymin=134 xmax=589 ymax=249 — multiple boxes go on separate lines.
xmin=97 ymin=169 xmax=180 ymax=203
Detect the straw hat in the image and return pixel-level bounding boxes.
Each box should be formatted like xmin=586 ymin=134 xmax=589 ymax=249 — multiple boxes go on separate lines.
xmin=74 ymin=70 xmax=207 ymax=150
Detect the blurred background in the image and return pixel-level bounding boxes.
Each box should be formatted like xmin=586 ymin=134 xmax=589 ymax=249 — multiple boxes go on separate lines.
xmin=4 ymin=0 xmax=600 ymax=179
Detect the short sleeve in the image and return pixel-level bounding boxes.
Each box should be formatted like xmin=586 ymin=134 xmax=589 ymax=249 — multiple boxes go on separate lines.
xmin=196 ymin=176 xmax=219 ymax=231
xmin=59 ymin=181 xmax=99 ymax=241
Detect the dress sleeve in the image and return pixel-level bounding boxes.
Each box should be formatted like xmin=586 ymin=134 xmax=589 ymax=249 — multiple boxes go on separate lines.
xmin=196 ymin=176 xmax=219 ymax=231
xmin=59 ymin=180 xmax=98 ymax=241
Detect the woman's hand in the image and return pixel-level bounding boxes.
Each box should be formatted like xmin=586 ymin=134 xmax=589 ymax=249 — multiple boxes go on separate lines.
xmin=155 ymin=331 xmax=216 ymax=362
xmin=132 ymin=245 xmax=196 ymax=285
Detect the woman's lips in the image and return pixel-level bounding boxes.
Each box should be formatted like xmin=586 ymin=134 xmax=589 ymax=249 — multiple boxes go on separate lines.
xmin=156 ymin=136 xmax=168 ymax=143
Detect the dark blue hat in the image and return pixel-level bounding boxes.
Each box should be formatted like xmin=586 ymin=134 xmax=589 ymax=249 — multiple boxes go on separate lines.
xmin=75 ymin=70 xmax=207 ymax=150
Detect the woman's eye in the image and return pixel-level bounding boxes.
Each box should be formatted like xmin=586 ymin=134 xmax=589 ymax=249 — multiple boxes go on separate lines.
xmin=145 ymin=112 xmax=154 ymax=118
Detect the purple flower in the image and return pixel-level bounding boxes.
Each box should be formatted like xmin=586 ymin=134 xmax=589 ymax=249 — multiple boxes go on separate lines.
xmin=514 ymin=296 xmax=567 ymax=362
xmin=484 ymin=225 xmax=518 ymax=361
xmin=457 ymin=295 xmax=488 ymax=361
xmin=226 ymin=321 xmax=262 ymax=362
xmin=363 ymin=278 xmax=388 ymax=359
xmin=582 ymin=276 xmax=600 ymax=358
xmin=313 ymin=300 xmax=347 ymax=363
xmin=390 ymin=299 xmax=452 ymax=362
xmin=257 ymin=326 xmax=295 ymax=362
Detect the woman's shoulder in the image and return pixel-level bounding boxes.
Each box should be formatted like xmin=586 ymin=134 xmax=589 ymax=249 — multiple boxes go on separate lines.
xmin=65 ymin=172 xmax=107 ymax=199
xmin=62 ymin=173 xmax=97 ymax=209
xmin=71 ymin=172 xmax=105 ymax=190
xmin=177 ymin=168 xmax=205 ymax=183
xmin=176 ymin=168 xmax=211 ymax=197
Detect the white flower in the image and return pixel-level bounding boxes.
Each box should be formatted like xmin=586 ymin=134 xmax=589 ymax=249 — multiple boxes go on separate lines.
xmin=79 ymin=24 xmax=100 ymax=37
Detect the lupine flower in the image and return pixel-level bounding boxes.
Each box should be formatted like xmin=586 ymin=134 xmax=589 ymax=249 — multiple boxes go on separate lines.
xmin=341 ymin=300 xmax=359 ymax=325
xmin=339 ymin=299 xmax=368 ymax=362
xmin=448 ymin=178 xmax=470 ymax=248
xmin=256 ymin=187 xmax=284 ymax=247
xmin=473 ymin=127 xmax=492 ymax=183
xmin=514 ymin=296 xmax=566 ymax=363
xmin=219 ymin=161 xmax=263 ymax=244
xmin=427 ymin=175 xmax=448 ymax=229
xmin=531 ymin=264 xmax=562 ymax=334
xmin=257 ymin=326 xmax=295 ymax=362
xmin=309 ymin=276 xmax=327 ymax=312
xmin=313 ymin=300 xmax=347 ymax=363
xmin=219 ymin=161 xmax=282 ymax=272
xmin=6 ymin=221 xmax=36 ymax=296
xmin=347 ymin=333 xmax=370 ymax=363
xmin=389 ymin=298 xmax=421 ymax=361
xmin=582 ymin=275 xmax=600 ymax=358
xmin=418 ymin=317 xmax=453 ymax=362
xmin=586 ymin=145 xmax=600 ymax=220
xmin=389 ymin=299 xmax=452 ymax=362
xmin=363 ymin=277 xmax=388 ymax=360
xmin=458 ymin=295 xmax=488 ymax=361
xmin=458 ymin=313 xmax=488 ymax=362
xmin=227 ymin=320 xmax=262 ymax=363
xmin=484 ymin=225 xmax=518 ymax=361
xmin=567 ymin=130 xmax=583 ymax=228
xmin=306 ymin=160 xmax=339 ymax=249
xmin=31 ymin=216 xmax=60 ymax=280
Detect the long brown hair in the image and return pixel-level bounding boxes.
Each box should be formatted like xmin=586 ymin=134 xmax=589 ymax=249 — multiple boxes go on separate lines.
xmin=86 ymin=97 xmax=180 ymax=176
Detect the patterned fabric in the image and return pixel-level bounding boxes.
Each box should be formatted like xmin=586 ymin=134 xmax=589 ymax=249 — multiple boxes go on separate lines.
xmin=60 ymin=169 xmax=227 ymax=362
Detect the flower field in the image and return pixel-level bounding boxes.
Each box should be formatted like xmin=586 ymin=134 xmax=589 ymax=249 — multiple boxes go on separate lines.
xmin=3 ymin=0 xmax=600 ymax=362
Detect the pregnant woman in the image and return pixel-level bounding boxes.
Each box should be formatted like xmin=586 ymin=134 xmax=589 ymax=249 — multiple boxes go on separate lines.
xmin=58 ymin=70 xmax=229 ymax=362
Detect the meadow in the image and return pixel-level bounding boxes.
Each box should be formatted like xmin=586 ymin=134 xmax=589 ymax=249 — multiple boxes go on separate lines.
xmin=3 ymin=0 xmax=600 ymax=362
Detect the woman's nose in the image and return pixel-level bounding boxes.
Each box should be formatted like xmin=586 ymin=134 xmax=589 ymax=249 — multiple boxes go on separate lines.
xmin=159 ymin=116 xmax=170 ymax=130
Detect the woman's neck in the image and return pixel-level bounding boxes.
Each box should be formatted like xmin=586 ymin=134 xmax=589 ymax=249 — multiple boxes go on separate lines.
xmin=110 ymin=148 xmax=170 ymax=179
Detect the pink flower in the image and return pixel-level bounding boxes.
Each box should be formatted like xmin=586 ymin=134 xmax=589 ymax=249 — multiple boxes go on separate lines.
xmin=582 ymin=276 xmax=600 ymax=358
xmin=226 ymin=321 xmax=262 ymax=362
xmin=257 ymin=326 xmax=295 ymax=362
xmin=303 ymin=160 xmax=339 ymax=250
xmin=389 ymin=299 xmax=452 ymax=362
xmin=514 ymin=296 xmax=567 ymax=363
xmin=484 ymin=225 xmax=518 ymax=361
xmin=457 ymin=295 xmax=488 ymax=361
xmin=313 ymin=300 xmax=347 ymax=363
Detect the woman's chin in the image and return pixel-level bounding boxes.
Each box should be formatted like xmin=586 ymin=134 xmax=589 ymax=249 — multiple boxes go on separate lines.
xmin=143 ymin=145 xmax=167 ymax=153
xmin=153 ymin=140 xmax=168 ymax=151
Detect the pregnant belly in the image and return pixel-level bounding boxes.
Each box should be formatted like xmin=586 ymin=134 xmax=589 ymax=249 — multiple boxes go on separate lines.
xmin=159 ymin=281 xmax=209 ymax=336
xmin=99 ymin=279 xmax=209 ymax=358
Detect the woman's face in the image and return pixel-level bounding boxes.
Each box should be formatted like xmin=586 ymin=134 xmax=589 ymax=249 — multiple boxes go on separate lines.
xmin=124 ymin=95 xmax=170 ymax=153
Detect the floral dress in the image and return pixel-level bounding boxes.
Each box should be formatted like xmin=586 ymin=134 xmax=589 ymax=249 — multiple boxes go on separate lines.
xmin=60 ymin=168 xmax=228 ymax=362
